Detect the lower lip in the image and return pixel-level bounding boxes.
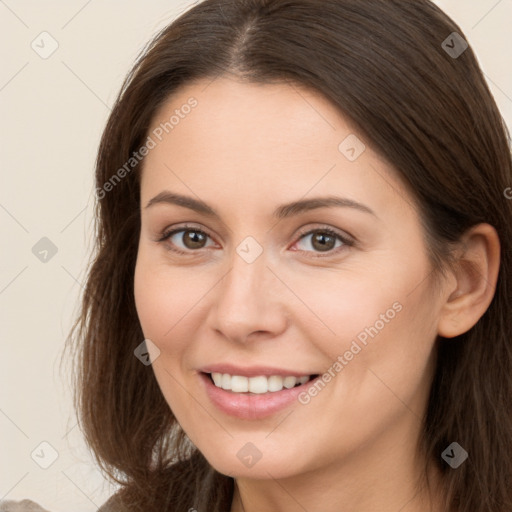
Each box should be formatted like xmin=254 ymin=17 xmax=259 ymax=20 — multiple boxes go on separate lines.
xmin=199 ymin=372 xmax=319 ymax=420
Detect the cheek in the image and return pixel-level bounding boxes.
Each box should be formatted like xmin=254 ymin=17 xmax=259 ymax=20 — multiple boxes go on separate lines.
xmin=281 ymin=263 xmax=408 ymax=356
xmin=333 ymin=281 xmax=438 ymax=423
xmin=134 ymin=255 xmax=200 ymax=415
xmin=298 ymin=254 xmax=437 ymax=390
xmin=134 ymin=253 xmax=182 ymax=350
xmin=133 ymin=251 xmax=213 ymax=362
xmin=134 ymin=266 xmax=164 ymax=338
xmin=375 ymin=286 xmax=439 ymax=381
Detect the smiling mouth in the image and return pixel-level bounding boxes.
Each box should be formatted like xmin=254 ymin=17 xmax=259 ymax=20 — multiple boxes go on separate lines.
xmin=205 ymin=372 xmax=319 ymax=394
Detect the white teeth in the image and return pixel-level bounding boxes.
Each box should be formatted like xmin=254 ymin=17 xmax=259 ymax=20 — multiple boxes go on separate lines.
xmin=221 ymin=373 xmax=231 ymax=390
xmin=210 ymin=372 xmax=312 ymax=393
xmin=248 ymin=376 xmax=267 ymax=394
xmin=283 ymin=376 xmax=297 ymax=389
xmin=268 ymin=375 xmax=284 ymax=392
xmin=211 ymin=373 xmax=223 ymax=387
xmin=231 ymin=375 xmax=249 ymax=393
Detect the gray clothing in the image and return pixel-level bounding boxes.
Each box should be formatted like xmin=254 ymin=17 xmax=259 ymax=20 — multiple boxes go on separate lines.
xmin=0 ymin=495 xmax=120 ymax=512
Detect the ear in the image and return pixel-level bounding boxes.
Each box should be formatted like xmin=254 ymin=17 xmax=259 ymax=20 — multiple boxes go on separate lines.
xmin=437 ymin=223 xmax=501 ymax=338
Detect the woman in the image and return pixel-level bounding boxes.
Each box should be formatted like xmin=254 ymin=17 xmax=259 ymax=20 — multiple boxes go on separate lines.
xmin=5 ymin=0 xmax=511 ymax=510
xmin=86 ymin=0 xmax=512 ymax=508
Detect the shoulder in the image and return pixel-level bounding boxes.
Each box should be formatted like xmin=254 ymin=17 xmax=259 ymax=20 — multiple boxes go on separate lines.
xmin=0 ymin=494 xmax=124 ymax=512
xmin=0 ymin=494 xmax=129 ymax=512
xmin=97 ymin=492 xmax=124 ymax=512
xmin=0 ymin=500 xmax=50 ymax=512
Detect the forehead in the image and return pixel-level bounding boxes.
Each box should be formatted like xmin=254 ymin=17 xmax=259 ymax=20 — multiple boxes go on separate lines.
xmin=148 ymin=76 xmax=354 ymax=160
xmin=140 ymin=76 xmax=414 ymax=221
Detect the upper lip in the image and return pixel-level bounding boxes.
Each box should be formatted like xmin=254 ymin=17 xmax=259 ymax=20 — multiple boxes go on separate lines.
xmin=199 ymin=364 xmax=317 ymax=378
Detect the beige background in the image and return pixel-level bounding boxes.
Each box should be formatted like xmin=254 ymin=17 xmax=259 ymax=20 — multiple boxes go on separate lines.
xmin=1 ymin=0 xmax=511 ymax=510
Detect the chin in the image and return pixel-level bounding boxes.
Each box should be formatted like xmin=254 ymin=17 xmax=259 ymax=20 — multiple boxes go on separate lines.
xmin=202 ymin=446 xmax=304 ymax=481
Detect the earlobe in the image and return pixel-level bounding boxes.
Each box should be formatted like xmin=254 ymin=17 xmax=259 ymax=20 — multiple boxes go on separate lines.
xmin=437 ymin=223 xmax=501 ymax=339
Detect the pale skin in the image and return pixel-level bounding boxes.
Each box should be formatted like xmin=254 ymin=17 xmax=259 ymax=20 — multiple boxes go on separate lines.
xmin=133 ymin=76 xmax=500 ymax=512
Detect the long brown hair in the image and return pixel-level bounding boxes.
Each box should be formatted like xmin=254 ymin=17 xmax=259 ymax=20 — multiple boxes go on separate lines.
xmin=65 ymin=1 xmax=512 ymax=510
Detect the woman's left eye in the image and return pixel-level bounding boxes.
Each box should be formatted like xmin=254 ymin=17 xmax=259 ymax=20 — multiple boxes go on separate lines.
xmin=157 ymin=225 xmax=353 ymax=256
xmin=292 ymin=228 xmax=353 ymax=255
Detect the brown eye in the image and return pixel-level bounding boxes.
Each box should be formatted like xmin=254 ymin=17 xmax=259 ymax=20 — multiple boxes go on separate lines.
xmin=181 ymin=230 xmax=208 ymax=249
xmin=159 ymin=227 xmax=215 ymax=253
xmin=294 ymin=228 xmax=353 ymax=255
xmin=310 ymin=232 xmax=337 ymax=252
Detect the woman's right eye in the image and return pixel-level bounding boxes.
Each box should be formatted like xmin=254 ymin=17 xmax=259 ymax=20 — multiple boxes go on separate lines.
xmin=158 ymin=226 xmax=217 ymax=255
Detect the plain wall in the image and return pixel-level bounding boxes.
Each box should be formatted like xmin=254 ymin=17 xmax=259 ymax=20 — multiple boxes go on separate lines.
xmin=1 ymin=1 xmax=511 ymax=510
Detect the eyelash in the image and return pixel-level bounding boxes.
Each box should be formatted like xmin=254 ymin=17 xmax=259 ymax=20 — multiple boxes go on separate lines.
xmin=156 ymin=223 xmax=354 ymax=258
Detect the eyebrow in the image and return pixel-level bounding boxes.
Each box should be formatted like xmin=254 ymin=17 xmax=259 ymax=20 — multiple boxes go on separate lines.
xmin=145 ymin=191 xmax=377 ymax=219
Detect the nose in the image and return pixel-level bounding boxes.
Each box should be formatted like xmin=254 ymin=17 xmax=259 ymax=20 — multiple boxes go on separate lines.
xmin=206 ymin=249 xmax=288 ymax=344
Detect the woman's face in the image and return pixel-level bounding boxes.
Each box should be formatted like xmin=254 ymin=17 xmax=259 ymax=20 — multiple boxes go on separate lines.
xmin=134 ymin=76 xmax=448 ymax=481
